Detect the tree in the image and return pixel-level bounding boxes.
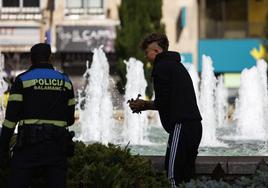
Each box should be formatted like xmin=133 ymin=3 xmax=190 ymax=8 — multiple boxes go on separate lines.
xmin=115 ymin=0 xmax=165 ymax=97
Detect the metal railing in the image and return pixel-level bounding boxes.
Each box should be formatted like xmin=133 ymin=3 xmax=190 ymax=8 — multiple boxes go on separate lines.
xmin=64 ymin=7 xmax=104 ymax=16
xmin=0 ymin=7 xmax=41 ymax=20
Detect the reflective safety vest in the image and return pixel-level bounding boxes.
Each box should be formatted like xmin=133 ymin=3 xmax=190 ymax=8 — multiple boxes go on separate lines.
xmin=2 ymin=63 xmax=75 ymax=129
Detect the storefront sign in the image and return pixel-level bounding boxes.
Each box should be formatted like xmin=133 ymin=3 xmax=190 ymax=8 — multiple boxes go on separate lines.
xmin=56 ymin=26 xmax=116 ymax=52
xmin=198 ymin=39 xmax=267 ymax=72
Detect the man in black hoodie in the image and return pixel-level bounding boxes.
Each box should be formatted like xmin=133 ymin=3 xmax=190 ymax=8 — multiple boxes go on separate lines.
xmin=128 ymin=33 xmax=202 ymax=187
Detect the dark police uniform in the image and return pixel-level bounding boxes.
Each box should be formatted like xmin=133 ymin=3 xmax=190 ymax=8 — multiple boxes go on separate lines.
xmin=0 ymin=63 xmax=75 ymax=188
xmin=152 ymin=51 xmax=202 ymax=186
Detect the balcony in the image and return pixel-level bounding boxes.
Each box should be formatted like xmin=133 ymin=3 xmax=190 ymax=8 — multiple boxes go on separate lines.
xmin=0 ymin=7 xmax=41 ymax=20
xmin=65 ymin=7 xmax=104 ymax=16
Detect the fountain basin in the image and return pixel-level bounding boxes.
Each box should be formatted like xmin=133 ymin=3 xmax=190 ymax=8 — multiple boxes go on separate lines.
xmin=144 ymin=155 xmax=268 ymax=176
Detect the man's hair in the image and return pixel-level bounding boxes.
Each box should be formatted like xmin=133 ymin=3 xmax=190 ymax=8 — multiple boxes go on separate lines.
xmin=140 ymin=33 xmax=169 ymax=51
xmin=30 ymin=43 xmax=51 ymax=63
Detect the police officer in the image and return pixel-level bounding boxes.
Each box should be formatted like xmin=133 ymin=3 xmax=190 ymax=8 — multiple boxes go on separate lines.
xmin=0 ymin=43 xmax=75 ymax=188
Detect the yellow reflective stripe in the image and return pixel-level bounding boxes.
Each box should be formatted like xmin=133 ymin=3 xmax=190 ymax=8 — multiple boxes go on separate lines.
xmin=68 ymin=98 xmax=76 ymax=106
xmin=19 ymin=119 xmax=67 ymax=127
xmin=64 ymin=82 xmax=72 ymax=90
xmin=3 ymin=119 xmax=17 ymax=128
xmin=23 ymin=79 xmax=72 ymax=90
xmin=23 ymin=80 xmax=36 ymax=88
xmin=8 ymin=94 xmax=23 ymax=102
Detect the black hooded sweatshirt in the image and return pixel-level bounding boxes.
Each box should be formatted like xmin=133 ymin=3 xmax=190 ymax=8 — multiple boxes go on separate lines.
xmin=152 ymin=51 xmax=202 ymax=133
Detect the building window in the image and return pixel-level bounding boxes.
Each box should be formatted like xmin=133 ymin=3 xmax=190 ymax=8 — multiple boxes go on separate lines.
xmin=66 ymin=0 xmax=82 ymax=8
xmin=66 ymin=0 xmax=103 ymax=8
xmin=23 ymin=0 xmax=40 ymax=7
xmin=2 ymin=0 xmax=39 ymax=7
xmin=2 ymin=0 xmax=20 ymax=7
xmin=65 ymin=0 xmax=104 ymax=15
xmin=84 ymin=0 xmax=102 ymax=8
xmin=199 ymin=0 xmax=248 ymax=39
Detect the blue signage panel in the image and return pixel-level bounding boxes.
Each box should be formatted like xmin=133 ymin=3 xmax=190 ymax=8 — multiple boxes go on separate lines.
xmin=181 ymin=53 xmax=192 ymax=70
xmin=181 ymin=53 xmax=192 ymax=64
xmin=198 ymin=39 xmax=266 ymax=72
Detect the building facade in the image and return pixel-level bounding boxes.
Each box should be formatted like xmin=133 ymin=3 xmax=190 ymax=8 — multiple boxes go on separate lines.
xmin=163 ymin=0 xmax=268 ymax=90
xmin=51 ymin=0 xmax=120 ymax=89
xmin=163 ymin=0 xmax=268 ymax=71
xmin=0 ymin=0 xmax=120 ymax=89
xmin=0 ymin=0 xmax=45 ymax=74
xmin=162 ymin=0 xmax=199 ymax=69
xmin=198 ymin=0 xmax=268 ymax=74
xmin=1 ymin=0 xmax=268 ymax=88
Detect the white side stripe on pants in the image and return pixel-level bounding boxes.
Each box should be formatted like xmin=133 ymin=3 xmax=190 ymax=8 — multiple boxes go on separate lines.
xmin=168 ymin=123 xmax=182 ymax=188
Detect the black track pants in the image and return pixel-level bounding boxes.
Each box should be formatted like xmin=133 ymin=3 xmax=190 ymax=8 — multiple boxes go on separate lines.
xmin=165 ymin=121 xmax=202 ymax=187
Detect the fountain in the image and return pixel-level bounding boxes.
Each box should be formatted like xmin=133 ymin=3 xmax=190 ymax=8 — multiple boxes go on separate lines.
xmin=188 ymin=61 xmax=228 ymax=130
xmin=78 ymin=47 xmax=116 ymax=144
xmin=233 ymin=59 xmax=268 ymax=140
xmin=215 ymin=75 xmax=228 ymax=128
xmin=188 ymin=64 xmax=200 ymax=106
xmin=122 ymin=58 xmax=149 ymax=145
xmin=76 ymin=48 xmax=268 ymax=156
xmin=199 ymin=55 xmax=224 ymax=146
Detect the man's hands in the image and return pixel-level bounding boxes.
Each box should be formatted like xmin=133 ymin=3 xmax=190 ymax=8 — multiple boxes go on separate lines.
xmin=127 ymin=94 xmax=146 ymax=114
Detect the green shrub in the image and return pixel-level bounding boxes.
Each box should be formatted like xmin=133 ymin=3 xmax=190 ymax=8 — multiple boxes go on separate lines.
xmin=3 ymin=140 xmax=268 ymax=188
xmin=234 ymin=170 xmax=268 ymax=188
xmin=178 ymin=170 xmax=268 ymax=188
xmin=67 ymin=141 xmax=169 ymax=188
xmin=178 ymin=178 xmax=231 ymax=188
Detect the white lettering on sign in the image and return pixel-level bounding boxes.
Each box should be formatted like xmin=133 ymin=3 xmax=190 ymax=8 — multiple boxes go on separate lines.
xmin=56 ymin=26 xmax=116 ymax=52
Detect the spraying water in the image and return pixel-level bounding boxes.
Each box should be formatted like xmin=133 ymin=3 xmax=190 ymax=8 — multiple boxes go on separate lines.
xmin=234 ymin=60 xmax=268 ymax=140
xmin=215 ymin=75 xmax=228 ymax=128
xmin=199 ymin=55 xmax=223 ymax=146
xmin=188 ymin=64 xmax=200 ymax=106
xmin=78 ymin=47 xmax=115 ymax=144
xmin=123 ymin=58 xmax=149 ymax=145
xmin=257 ymin=60 xmax=268 ymax=134
xmin=74 ymin=49 xmax=268 ymax=155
